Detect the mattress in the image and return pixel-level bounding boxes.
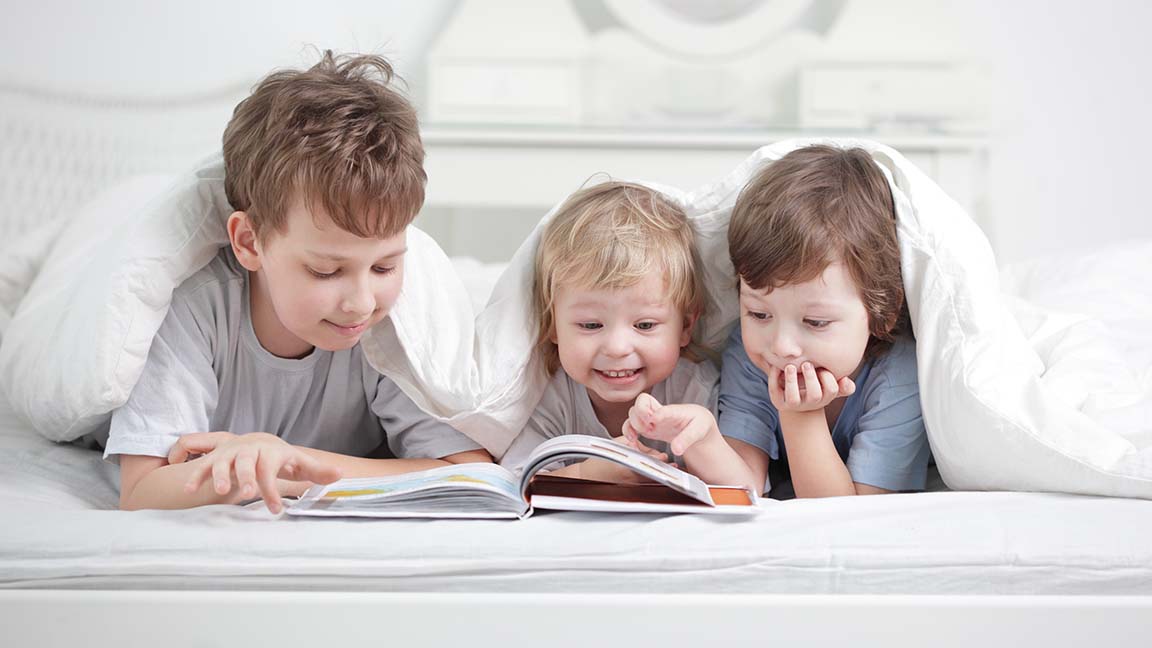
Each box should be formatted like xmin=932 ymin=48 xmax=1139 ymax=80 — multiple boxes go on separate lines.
xmin=2 ymin=392 xmax=1150 ymax=595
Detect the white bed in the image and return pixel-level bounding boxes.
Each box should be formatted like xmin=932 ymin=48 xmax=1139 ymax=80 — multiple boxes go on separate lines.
xmin=3 ymin=378 xmax=1152 ymax=645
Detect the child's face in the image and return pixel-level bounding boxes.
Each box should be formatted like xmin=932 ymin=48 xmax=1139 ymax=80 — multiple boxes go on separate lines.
xmin=249 ymin=198 xmax=406 ymax=356
xmin=738 ymin=262 xmax=871 ymax=391
xmin=552 ymin=274 xmax=692 ymax=409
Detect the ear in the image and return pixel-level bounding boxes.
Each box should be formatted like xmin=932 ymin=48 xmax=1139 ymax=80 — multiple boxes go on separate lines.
xmin=548 ymin=322 xmax=558 ymax=345
xmin=680 ymin=311 xmax=700 ymax=348
xmin=227 ymin=211 xmax=262 ymax=272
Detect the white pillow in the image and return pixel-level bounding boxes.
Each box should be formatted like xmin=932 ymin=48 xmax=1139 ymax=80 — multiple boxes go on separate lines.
xmin=0 ymin=154 xmax=471 ymax=444
xmin=879 ymin=147 xmax=1152 ymax=496
xmin=0 ymin=160 xmax=227 ymax=441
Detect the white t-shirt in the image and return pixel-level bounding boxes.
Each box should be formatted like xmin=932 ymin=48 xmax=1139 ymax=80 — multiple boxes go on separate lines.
xmin=104 ymin=248 xmax=481 ymax=462
xmin=499 ymin=357 xmax=719 ymax=472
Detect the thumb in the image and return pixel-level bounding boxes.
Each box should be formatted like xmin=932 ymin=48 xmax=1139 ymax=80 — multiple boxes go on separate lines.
xmin=167 ymin=432 xmax=228 ymax=465
xmin=839 ymin=376 xmax=857 ymax=397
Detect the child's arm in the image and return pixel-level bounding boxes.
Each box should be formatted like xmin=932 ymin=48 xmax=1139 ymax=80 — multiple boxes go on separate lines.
xmin=769 ymin=362 xmax=875 ymax=497
xmin=166 ymin=433 xmax=492 ymax=511
xmin=625 ymin=394 xmax=766 ymax=494
xmin=292 ymin=446 xmax=492 ymax=477
xmin=119 ymin=436 xmax=342 ymax=512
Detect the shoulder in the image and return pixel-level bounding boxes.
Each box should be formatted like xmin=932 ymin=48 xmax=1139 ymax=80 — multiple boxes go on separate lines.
xmin=169 ymin=247 xmax=244 ymax=318
xmin=867 ymin=336 xmax=919 ymax=390
xmin=663 ymin=357 xmax=719 ymax=399
xmin=536 ymin=369 xmax=582 ymax=414
xmin=858 ymin=337 xmax=921 ymax=414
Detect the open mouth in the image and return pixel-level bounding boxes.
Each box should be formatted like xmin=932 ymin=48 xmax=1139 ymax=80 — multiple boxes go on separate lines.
xmin=595 ymin=368 xmax=643 ymax=383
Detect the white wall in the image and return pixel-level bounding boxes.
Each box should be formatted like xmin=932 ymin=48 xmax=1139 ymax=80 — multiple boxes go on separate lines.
xmin=2 ymin=0 xmax=1149 ymax=264
xmin=805 ymin=0 xmax=1152 ymax=263
xmin=960 ymin=1 xmax=1152 ymax=263
xmin=0 ymin=0 xmax=455 ymax=94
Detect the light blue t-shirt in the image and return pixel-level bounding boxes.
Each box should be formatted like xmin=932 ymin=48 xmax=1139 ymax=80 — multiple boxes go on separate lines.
xmin=718 ymin=325 xmax=930 ymax=493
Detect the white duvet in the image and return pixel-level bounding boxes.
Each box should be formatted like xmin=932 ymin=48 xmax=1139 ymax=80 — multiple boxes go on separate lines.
xmin=1 ymin=140 xmax=1149 ymax=499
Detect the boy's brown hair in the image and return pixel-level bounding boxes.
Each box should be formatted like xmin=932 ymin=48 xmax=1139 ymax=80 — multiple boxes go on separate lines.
xmin=534 ymin=180 xmax=707 ymax=375
xmin=728 ymin=145 xmax=910 ymax=357
xmin=223 ymin=50 xmax=424 ymax=241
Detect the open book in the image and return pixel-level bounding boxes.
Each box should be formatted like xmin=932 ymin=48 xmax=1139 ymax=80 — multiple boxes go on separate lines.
xmin=286 ymin=435 xmax=761 ymax=519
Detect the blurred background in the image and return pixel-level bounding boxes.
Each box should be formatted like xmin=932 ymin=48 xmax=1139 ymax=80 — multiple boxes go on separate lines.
xmin=1 ymin=0 xmax=1149 ymax=264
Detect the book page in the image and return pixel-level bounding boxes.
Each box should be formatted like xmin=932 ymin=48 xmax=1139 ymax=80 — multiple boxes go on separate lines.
xmin=287 ymin=463 xmax=528 ymax=519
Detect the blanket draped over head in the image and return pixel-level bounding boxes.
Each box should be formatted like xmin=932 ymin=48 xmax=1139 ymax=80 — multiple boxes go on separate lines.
xmin=2 ymin=139 xmax=1149 ymax=497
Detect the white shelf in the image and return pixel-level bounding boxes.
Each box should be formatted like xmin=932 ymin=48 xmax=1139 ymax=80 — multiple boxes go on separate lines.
xmin=418 ymin=125 xmax=989 ymax=261
xmin=423 ymin=126 xmax=988 ymax=152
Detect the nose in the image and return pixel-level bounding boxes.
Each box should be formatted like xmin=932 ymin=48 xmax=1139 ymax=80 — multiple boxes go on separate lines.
xmin=602 ymin=325 xmax=634 ymax=358
xmin=767 ymin=325 xmax=801 ymax=360
xmin=340 ymin=275 xmax=376 ymax=316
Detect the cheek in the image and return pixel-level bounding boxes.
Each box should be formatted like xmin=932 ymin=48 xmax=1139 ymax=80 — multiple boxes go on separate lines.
xmin=739 ymin=320 xmax=767 ymax=352
xmin=284 ymin=286 xmax=332 ymax=320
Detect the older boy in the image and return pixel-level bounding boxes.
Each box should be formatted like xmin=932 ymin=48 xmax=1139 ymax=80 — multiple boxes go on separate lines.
xmin=107 ymin=52 xmax=491 ymax=513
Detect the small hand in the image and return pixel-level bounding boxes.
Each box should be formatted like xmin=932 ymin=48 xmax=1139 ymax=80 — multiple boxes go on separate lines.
xmin=623 ymin=393 xmax=719 ymax=457
xmin=768 ymin=362 xmax=856 ymax=413
xmin=167 ymin=431 xmax=237 ymax=464
xmin=174 ymin=432 xmax=342 ymax=514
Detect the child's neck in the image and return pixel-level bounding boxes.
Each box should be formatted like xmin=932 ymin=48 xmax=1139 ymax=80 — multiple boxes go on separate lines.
xmin=586 ymin=390 xmax=635 ymax=438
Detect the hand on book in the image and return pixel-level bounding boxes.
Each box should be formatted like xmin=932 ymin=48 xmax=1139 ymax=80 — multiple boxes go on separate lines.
xmin=167 ymin=432 xmax=342 ymax=514
xmin=623 ymin=393 xmax=720 ymax=457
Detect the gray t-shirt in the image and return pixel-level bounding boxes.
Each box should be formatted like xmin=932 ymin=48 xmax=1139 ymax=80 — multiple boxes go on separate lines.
xmin=499 ymin=357 xmax=720 ymax=473
xmin=104 ymin=248 xmax=481 ymax=462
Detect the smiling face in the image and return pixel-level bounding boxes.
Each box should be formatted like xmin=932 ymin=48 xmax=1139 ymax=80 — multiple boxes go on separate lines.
xmin=231 ymin=196 xmax=407 ymax=358
xmin=738 ymin=262 xmax=871 ymax=389
xmin=551 ymin=273 xmax=693 ymax=411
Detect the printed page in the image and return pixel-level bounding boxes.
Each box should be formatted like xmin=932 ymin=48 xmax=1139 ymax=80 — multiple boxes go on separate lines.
xmin=287 ymin=463 xmax=528 ymax=519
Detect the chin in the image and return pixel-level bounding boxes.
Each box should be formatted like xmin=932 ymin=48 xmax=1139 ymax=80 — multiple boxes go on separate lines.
xmin=315 ymin=335 xmax=363 ymax=352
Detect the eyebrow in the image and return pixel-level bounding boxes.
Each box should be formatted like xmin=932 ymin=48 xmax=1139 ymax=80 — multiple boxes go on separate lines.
xmin=307 ymin=248 xmax=408 ymax=262
xmin=740 ymin=288 xmax=839 ymax=310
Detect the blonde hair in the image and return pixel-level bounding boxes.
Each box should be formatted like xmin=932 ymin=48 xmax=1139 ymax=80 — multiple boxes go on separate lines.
xmin=533 ymin=180 xmax=706 ymax=375
xmin=223 ymin=50 xmax=425 ymax=242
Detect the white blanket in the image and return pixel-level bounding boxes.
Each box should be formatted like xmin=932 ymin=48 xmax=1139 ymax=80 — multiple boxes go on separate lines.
xmin=1 ymin=140 xmax=1149 ymax=498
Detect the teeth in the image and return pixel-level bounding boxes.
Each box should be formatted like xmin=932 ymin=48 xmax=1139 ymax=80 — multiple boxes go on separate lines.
xmin=602 ymin=369 xmax=637 ymax=378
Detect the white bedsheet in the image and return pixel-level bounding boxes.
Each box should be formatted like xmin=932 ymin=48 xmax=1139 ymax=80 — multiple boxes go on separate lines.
xmin=2 ymin=390 xmax=1150 ymax=595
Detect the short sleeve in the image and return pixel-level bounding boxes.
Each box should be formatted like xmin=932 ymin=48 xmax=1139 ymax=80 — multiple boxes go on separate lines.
xmin=372 ymin=375 xmax=483 ymax=459
xmin=498 ymin=373 xmax=570 ymax=472
xmin=104 ymin=291 xmax=219 ymax=461
xmin=717 ymin=325 xmax=781 ymax=459
xmin=845 ymin=340 xmax=931 ymax=491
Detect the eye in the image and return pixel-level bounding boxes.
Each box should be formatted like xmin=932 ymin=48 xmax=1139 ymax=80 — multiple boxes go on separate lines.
xmin=308 ymin=267 xmax=338 ymax=279
xmin=746 ymin=310 xmax=769 ymax=321
xmin=804 ymin=318 xmax=831 ymax=329
xmin=372 ymin=265 xmax=396 ymax=276
xmin=635 ymin=321 xmax=657 ymax=331
xmin=577 ymin=322 xmax=602 ymax=331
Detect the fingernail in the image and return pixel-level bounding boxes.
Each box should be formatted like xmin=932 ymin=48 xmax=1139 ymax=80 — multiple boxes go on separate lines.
xmin=216 ymin=480 xmax=228 ymax=491
xmin=803 ymin=362 xmax=812 ymax=371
